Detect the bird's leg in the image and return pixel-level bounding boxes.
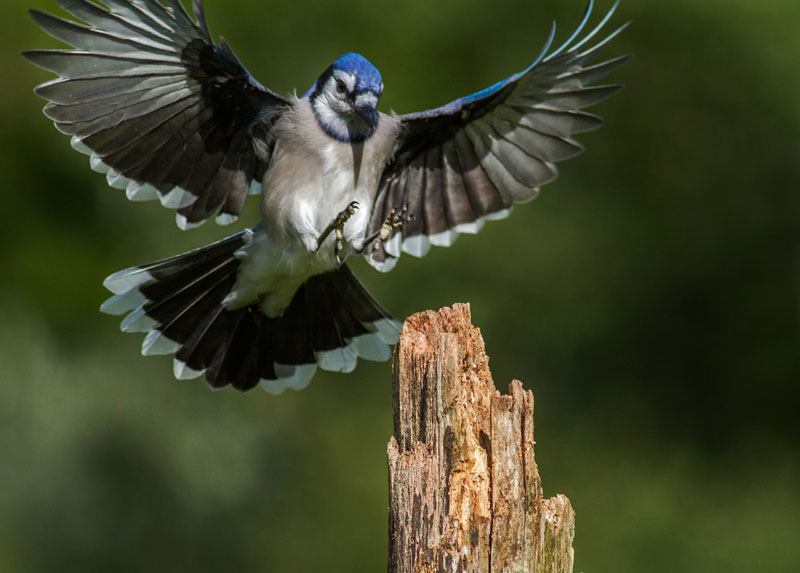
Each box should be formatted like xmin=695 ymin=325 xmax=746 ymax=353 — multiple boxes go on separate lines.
xmin=317 ymin=200 xmax=360 ymax=264
xmin=362 ymin=203 xmax=413 ymax=254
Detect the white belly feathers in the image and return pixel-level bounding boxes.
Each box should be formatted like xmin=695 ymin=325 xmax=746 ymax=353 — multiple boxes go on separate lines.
xmin=222 ymin=100 xmax=398 ymax=317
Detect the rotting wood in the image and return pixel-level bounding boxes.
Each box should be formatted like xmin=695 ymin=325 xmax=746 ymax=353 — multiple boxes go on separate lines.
xmin=387 ymin=303 xmax=575 ymax=573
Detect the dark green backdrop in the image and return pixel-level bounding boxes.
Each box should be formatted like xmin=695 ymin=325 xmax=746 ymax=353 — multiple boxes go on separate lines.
xmin=2 ymin=0 xmax=797 ymax=571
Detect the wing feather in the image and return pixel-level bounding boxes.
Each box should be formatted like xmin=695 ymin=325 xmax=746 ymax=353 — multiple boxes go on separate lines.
xmin=25 ymin=0 xmax=290 ymax=229
xmin=453 ymin=129 xmax=510 ymax=218
xmin=422 ymin=147 xmax=449 ymax=237
xmin=55 ymin=0 xmax=183 ymax=49
xmin=440 ymin=139 xmax=478 ymax=228
xmin=366 ymin=2 xmax=627 ymax=271
xmin=29 ymin=9 xmax=177 ymax=56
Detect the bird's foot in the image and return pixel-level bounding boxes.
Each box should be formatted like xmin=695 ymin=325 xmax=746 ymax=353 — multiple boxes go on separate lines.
xmin=364 ymin=203 xmax=413 ymax=255
xmin=317 ymin=201 xmax=360 ymax=264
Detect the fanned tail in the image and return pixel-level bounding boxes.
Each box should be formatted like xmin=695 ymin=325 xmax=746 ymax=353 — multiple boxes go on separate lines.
xmin=101 ymin=231 xmax=400 ymax=393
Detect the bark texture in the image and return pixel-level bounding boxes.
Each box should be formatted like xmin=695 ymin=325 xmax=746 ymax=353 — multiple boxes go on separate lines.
xmin=387 ymin=304 xmax=575 ymax=573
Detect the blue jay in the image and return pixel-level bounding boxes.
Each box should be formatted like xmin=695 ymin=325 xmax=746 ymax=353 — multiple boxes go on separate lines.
xmin=25 ymin=0 xmax=628 ymax=393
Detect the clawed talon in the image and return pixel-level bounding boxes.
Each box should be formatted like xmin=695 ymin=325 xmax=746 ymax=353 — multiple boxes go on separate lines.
xmin=384 ymin=203 xmax=412 ymax=234
xmin=318 ymin=200 xmax=360 ymax=263
xmin=366 ymin=202 xmax=414 ymax=254
xmin=335 ymin=200 xmax=360 ymax=227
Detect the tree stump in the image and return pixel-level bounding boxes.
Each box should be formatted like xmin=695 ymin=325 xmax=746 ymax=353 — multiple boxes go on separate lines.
xmin=387 ymin=303 xmax=575 ymax=573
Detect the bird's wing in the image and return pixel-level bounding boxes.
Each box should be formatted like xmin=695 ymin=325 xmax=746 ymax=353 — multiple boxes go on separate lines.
xmin=24 ymin=0 xmax=290 ymax=229
xmin=366 ymin=0 xmax=628 ymax=271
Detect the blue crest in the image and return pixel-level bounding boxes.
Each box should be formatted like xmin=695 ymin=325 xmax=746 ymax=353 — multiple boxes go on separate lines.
xmin=332 ymin=53 xmax=383 ymax=94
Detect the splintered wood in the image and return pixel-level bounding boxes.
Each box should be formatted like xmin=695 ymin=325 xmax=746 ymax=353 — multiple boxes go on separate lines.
xmin=387 ymin=304 xmax=575 ymax=573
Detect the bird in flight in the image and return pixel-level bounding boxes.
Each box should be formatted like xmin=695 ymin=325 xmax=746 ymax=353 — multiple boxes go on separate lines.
xmin=25 ymin=0 xmax=628 ymax=393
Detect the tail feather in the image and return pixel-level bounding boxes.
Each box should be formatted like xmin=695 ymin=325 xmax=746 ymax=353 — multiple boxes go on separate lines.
xmin=203 ymin=309 xmax=245 ymax=385
xmin=334 ymin=266 xmax=397 ymax=347
xmin=103 ymin=233 xmax=245 ymax=294
xmin=213 ymin=308 xmax=262 ymax=390
xmin=272 ymin=292 xmax=316 ymax=365
xmin=154 ymin=262 xmax=238 ymax=348
xmin=102 ymin=231 xmax=401 ymax=393
xmin=174 ymin=304 xmax=228 ymax=379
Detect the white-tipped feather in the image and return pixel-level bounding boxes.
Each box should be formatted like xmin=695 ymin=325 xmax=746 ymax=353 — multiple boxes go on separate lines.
xmin=350 ymin=332 xmax=391 ymax=362
xmin=273 ymin=363 xmax=296 ymax=380
xmin=401 ymin=234 xmax=431 ymax=258
xmin=371 ymin=255 xmax=399 ymax=273
xmin=427 ymin=228 xmax=458 ymax=247
xmin=100 ymin=289 xmax=147 ymax=315
xmin=173 ymin=358 xmax=204 ymax=380
xmin=383 ymin=232 xmax=402 ymax=258
xmin=272 ymin=363 xmax=316 ymax=391
xmin=454 ymin=219 xmax=485 ymax=234
xmin=215 ymin=212 xmax=238 ymax=225
xmin=176 ymin=212 xmax=204 ymax=230
xmin=120 ymin=308 xmax=157 ymax=333
xmin=160 ymin=186 xmax=190 ymax=208
xmin=141 ymin=330 xmax=179 ymax=356
xmin=90 ymin=154 xmax=110 ymax=173
xmin=67 ymin=124 xmax=227 ymax=228
xmin=317 ymin=345 xmax=358 ymax=373
xmin=369 ymin=206 xmax=508 ymax=273
xmin=371 ymin=317 xmax=402 ymax=345
xmin=69 ymin=127 xmax=216 ymax=226
xmin=259 ymin=378 xmax=291 ymax=395
xmin=484 ymin=207 xmax=513 ymax=221
xmin=69 ymin=135 xmax=91 ymax=154
xmin=126 ymin=180 xmax=161 ymax=201
xmin=106 ymin=169 xmax=129 ymax=190
xmin=103 ymin=267 xmax=154 ymax=295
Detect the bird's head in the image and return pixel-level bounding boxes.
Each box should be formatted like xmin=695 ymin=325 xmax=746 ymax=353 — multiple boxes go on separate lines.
xmin=310 ymin=53 xmax=383 ymax=143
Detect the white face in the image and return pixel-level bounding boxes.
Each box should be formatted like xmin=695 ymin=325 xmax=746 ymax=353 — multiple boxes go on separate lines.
xmin=319 ymin=70 xmax=357 ymax=114
xmin=312 ymin=70 xmax=380 ymax=142
xmin=331 ymin=70 xmax=356 ymax=98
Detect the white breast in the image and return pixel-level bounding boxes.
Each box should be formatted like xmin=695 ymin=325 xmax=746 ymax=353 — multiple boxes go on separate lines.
xmin=223 ymin=99 xmax=399 ymax=317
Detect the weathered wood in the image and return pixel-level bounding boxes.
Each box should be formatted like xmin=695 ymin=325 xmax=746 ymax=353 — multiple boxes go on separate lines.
xmin=387 ymin=303 xmax=575 ymax=573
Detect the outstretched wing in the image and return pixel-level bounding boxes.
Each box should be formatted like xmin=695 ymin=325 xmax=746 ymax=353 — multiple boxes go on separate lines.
xmin=24 ymin=0 xmax=290 ymax=229
xmin=366 ymin=0 xmax=629 ymax=271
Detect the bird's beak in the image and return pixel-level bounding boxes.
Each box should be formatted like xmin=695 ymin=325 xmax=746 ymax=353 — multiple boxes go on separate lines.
xmin=354 ymin=104 xmax=379 ymax=131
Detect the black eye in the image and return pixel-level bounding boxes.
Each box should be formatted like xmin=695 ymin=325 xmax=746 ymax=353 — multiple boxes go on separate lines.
xmin=335 ymin=79 xmax=347 ymax=94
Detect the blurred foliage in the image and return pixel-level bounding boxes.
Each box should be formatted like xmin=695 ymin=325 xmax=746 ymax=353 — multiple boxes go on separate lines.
xmin=1 ymin=0 xmax=798 ymax=571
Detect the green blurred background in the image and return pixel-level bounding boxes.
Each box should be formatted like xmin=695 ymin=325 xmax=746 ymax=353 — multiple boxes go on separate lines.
xmin=2 ymin=0 xmax=798 ymax=571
